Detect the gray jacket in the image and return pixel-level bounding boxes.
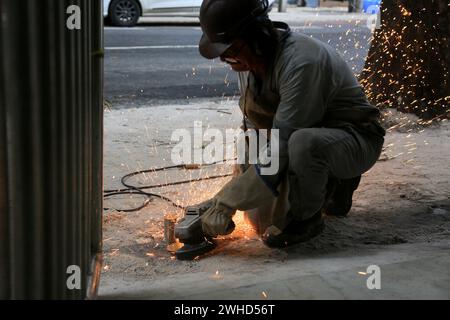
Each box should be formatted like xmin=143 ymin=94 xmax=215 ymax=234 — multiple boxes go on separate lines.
xmin=237 ymin=24 xmax=385 ymax=190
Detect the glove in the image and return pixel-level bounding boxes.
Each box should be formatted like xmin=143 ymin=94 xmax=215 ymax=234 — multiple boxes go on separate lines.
xmin=201 ymin=165 xmax=275 ymax=237
xmin=200 ymin=200 xmax=236 ymax=237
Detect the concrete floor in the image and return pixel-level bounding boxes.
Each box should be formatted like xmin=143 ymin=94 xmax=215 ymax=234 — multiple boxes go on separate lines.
xmin=99 ymin=102 xmax=450 ymax=300
xmin=99 ymin=240 xmax=450 ymax=300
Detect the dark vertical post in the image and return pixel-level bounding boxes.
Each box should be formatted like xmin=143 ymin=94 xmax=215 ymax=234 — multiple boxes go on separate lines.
xmin=0 ymin=0 xmax=104 ymax=300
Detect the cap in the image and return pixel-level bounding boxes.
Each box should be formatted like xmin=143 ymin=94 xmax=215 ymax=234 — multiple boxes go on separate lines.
xmin=199 ymin=0 xmax=269 ymax=59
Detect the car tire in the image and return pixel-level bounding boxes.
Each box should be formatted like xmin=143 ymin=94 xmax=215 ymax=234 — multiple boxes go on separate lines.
xmin=108 ymin=0 xmax=141 ymax=27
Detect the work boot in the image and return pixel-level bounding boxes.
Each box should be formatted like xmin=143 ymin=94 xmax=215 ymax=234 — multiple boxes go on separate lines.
xmin=323 ymin=175 xmax=361 ymax=217
xmin=262 ymin=211 xmax=325 ymax=248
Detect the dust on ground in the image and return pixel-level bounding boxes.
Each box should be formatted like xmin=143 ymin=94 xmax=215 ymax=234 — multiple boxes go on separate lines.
xmin=101 ymin=101 xmax=450 ymax=283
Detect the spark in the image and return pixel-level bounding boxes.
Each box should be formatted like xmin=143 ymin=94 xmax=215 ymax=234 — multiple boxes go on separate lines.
xmin=211 ymin=270 xmax=223 ymax=280
xmin=109 ymin=249 xmax=120 ymax=256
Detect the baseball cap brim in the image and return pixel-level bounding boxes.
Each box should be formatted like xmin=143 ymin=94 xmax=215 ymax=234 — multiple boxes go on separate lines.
xmin=199 ymin=33 xmax=232 ymax=59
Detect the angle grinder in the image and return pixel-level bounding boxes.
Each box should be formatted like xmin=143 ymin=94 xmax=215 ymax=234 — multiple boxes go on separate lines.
xmin=174 ymin=200 xmax=217 ymax=260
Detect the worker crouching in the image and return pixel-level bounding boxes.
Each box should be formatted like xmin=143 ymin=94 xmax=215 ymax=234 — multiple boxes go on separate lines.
xmin=196 ymin=0 xmax=385 ymax=248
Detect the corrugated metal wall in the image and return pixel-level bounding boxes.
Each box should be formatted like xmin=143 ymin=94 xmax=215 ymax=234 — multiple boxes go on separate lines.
xmin=0 ymin=0 xmax=104 ymax=299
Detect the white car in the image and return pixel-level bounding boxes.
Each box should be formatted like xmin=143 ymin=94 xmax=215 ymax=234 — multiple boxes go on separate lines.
xmin=104 ymin=0 xmax=276 ymax=27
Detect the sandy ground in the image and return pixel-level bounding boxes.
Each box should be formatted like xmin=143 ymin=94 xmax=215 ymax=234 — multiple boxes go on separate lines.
xmin=100 ymin=99 xmax=450 ymax=295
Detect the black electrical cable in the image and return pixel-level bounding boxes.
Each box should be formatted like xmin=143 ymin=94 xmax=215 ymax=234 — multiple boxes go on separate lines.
xmin=103 ymin=160 xmax=235 ymax=213
xmin=105 ymin=173 xmax=234 ymax=194
xmin=104 ymin=190 xmax=187 ymax=211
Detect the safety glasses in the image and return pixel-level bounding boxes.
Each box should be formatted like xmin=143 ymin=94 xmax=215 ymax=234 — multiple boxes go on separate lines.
xmin=221 ymin=42 xmax=246 ymax=63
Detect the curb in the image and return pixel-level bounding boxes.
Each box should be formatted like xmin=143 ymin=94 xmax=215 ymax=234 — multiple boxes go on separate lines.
xmin=135 ymin=7 xmax=372 ymax=27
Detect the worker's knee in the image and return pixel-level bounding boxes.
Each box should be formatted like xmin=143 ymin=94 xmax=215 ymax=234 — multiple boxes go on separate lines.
xmin=288 ymin=129 xmax=327 ymax=165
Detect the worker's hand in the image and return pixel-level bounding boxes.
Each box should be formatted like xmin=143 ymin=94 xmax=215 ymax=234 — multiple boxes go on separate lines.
xmin=201 ymin=200 xmax=236 ymax=237
xmin=201 ymin=165 xmax=275 ymax=237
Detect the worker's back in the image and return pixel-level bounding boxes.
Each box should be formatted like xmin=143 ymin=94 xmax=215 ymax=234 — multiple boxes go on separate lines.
xmin=238 ymin=28 xmax=384 ymax=137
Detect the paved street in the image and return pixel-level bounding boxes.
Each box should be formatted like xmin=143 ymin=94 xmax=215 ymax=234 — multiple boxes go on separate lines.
xmin=104 ymin=20 xmax=374 ymax=106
